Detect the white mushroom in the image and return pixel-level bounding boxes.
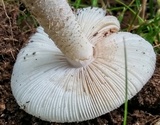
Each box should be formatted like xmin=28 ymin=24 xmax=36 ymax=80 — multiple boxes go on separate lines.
xmin=11 ymin=0 xmax=156 ymax=123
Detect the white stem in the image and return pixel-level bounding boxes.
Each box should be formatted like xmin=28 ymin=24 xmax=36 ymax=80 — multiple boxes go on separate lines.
xmin=22 ymin=0 xmax=94 ymax=67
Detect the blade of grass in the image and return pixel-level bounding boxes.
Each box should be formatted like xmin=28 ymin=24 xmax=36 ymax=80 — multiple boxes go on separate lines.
xmin=92 ymin=0 xmax=98 ymax=7
xmin=127 ymin=8 xmax=140 ymax=31
xmin=123 ymin=37 xmax=128 ymax=125
xmin=118 ymin=7 xmax=126 ymax=23
xmin=149 ymin=0 xmax=154 ymax=18
xmin=116 ymin=0 xmax=144 ymax=23
xmin=74 ymin=0 xmax=81 ymax=9
xmin=70 ymin=3 xmax=89 ymax=8
xmin=135 ymin=0 xmax=141 ymax=10
xmin=117 ymin=0 xmax=135 ymax=23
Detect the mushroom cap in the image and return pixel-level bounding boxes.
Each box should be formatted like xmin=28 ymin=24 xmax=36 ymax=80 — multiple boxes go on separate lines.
xmin=75 ymin=7 xmax=120 ymax=45
xmin=11 ymin=7 xmax=156 ymax=122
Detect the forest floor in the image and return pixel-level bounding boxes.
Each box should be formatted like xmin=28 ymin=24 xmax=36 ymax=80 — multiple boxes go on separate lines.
xmin=0 ymin=1 xmax=160 ymax=125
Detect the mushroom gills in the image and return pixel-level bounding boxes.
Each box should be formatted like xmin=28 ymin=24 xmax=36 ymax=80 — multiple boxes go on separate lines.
xmin=11 ymin=7 xmax=156 ymax=123
xmin=76 ymin=7 xmax=120 ymax=45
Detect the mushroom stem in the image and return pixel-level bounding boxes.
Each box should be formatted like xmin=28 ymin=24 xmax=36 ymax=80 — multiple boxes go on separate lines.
xmin=22 ymin=0 xmax=94 ymax=67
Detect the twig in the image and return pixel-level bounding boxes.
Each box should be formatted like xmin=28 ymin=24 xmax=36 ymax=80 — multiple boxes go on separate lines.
xmin=1 ymin=0 xmax=14 ymax=40
xmin=1 ymin=0 xmax=16 ymax=60
xmin=141 ymin=0 xmax=147 ymax=19
xmin=154 ymin=44 xmax=160 ymax=48
xmin=100 ymin=0 xmax=107 ymax=10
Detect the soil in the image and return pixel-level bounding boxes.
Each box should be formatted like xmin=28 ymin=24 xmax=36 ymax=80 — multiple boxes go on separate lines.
xmin=0 ymin=2 xmax=160 ymax=125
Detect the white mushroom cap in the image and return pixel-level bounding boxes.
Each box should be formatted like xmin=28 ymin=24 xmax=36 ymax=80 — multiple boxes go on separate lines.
xmin=11 ymin=7 xmax=156 ymax=122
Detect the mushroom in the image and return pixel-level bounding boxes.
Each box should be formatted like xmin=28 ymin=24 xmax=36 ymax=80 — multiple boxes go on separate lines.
xmin=11 ymin=0 xmax=156 ymax=123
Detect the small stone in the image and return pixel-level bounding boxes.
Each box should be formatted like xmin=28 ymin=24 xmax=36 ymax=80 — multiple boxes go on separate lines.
xmin=0 ymin=103 xmax=5 ymax=112
xmin=154 ymin=119 xmax=160 ymax=125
